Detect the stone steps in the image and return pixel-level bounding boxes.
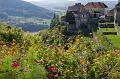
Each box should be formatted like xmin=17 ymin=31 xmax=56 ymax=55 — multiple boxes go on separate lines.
xmin=98 ymin=24 xmax=114 ymax=28
xmin=102 ymin=32 xmax=117 ymax=35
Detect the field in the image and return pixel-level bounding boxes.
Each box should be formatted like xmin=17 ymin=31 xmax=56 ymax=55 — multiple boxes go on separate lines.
xmin=95 ymin=32 xmax=112 ymax=49
xmin=100 ymin=28 xmax=116 ymax=32
xmin=10 ymin=16 xmax=51 ymax=25
xmin=98 ymin=23 xmax=120 ymax=49
xmin=106 ymin=35 xmax=120 ymax=48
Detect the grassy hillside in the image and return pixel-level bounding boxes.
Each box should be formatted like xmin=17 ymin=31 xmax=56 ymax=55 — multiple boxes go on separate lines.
xmin=106 ymin=35 xmax=120 ymax=49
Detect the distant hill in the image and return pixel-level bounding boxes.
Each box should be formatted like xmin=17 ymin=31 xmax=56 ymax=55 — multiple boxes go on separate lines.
xmin=0 ymin=0 xmax=53 ymax=19
xmin=31 ymin=1 xmax=76 ymax=11
xmin=31 ymin=0 xmax=117 ymax=11
xmin=0 ymin=0 xmax=54 ymax=32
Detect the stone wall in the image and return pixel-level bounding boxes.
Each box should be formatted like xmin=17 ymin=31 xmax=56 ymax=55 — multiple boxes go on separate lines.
xmin=98 ymin=24 xmax=114 ymax=28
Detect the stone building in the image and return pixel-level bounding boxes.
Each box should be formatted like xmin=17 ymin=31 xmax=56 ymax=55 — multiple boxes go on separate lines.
xmin=64 ymin=2 xmax=108 ymax=31
xmin=114 ymin=0 xmax=120 ymax=26
xmin=66 ymin=3 xmax=90 ymax=30
xmin=106 ymin=8 xmax=114 ymax=22
xmin=85 ymin=2 xmax=108 ymax=18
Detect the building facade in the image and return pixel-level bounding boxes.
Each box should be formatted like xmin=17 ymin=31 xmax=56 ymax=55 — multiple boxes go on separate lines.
xmin=115 ymin=0 xmax=120 ymax=26
xmin=66 ymin=3 xmax=90 ymax=30
xmin=64 ymin=2 xmax=108 ymax=30
xmin=85 ymin=2 xmax=108 ymax=18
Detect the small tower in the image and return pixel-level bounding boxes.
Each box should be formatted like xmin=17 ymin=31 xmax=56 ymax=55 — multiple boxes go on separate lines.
xmin=114 ymin=0 xmax=120 ymax=26
xmin=114 ymin=0 xmax=120 ymax=36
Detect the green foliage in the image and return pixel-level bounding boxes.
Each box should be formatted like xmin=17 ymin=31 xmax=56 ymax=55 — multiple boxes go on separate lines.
xmin=0 ymin=23 xmax=23 ymax=43
xmin=0 ymin=23 xmax=120 ymax=79
xmin=40 ymin=26 xmax=67 ymax=45
xmin=50 ymin=13 xmax=60 ymax=28
xmin=66 ymin=11 xmax=75 ymax=24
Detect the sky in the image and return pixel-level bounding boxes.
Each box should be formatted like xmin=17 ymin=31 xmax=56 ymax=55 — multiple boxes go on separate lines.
xmin=24 ymin=0 xmax=117 ymax=2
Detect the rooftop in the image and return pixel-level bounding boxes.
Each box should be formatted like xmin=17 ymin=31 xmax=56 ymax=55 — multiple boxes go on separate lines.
xmin=67 ymin=3 xmax=84 ymax=12
xmin=85 ymin=2 xmax=108 ymax=8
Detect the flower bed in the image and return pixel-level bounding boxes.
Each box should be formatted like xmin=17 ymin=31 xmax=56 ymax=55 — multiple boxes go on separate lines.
xmin=0 ymin=24 xmax=120 ymax=79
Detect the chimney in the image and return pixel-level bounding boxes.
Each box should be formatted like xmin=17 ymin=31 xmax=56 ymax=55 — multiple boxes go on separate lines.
xmin=75 ymin=3 xmax=81 ymax=6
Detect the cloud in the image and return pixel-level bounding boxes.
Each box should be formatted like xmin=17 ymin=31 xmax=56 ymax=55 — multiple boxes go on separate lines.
xmin=23 ymin=0 xmax=43 ymax=2
xmin=23 ymin=0 xmax=76 ymax=2
xmin=23 ymin=0 xmax=117 ymax=2
xmin=68 ymin=0 xmax=76 ymax=1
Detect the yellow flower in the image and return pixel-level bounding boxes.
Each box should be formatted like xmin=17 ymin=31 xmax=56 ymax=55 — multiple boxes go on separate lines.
xmin=58 ymin=44 xmax=61 ymax=46
xmin=93 ymin=59 xmax=98 ymax=62
xmin=67 ymin=69 xmax=70 ymax=72
xmin=71 ymin=71 xmax=73 ymax=73
xmin=70 ymin=41 xmax=73 ymax=43
xmin=80 ymin=44 xmax=82 ymax=48
xmin=106 ymin=54 xmax=111 ymax=57
xmin=76 ymin=39 xmax=80 ymax=42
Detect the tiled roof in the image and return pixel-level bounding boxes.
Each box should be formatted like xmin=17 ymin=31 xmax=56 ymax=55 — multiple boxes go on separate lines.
xmin=85 ymin=2 xmax=108 ymax=8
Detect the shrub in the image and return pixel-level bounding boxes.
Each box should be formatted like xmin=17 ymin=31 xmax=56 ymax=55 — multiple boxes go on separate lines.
xmin=0 ymin=24 xmax=23 ymax=43
xmin=0 ymin=23 xmax=120 ymax=79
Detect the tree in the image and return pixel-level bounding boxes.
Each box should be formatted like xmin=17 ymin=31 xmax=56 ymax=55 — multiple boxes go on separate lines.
xmin=66 ymin=12 xmax=75 ymax=24
xmin=50 ymin=13 xmax=60 ymax=28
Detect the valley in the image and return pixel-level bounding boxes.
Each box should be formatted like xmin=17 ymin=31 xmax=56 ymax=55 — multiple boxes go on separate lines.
xmin=0 ymin=0 xmax=120 ymax=78
xmin=0 ymin=0 xmax=53 ymax=32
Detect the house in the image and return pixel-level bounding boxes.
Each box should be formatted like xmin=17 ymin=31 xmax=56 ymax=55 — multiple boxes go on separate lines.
xmin=62 ymin=2 xmax=108 ymax=32
xmin=85 ymin=2 xmax=108 ymax=18
xmin=106 ymin=9 xmax=114 ymax=22
xmin=66 ymin=3 xmax=90 ymax=30
xmin=115 ymin=0 xmax=120 ymax=26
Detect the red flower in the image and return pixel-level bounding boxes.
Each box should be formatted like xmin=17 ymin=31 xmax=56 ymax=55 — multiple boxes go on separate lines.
xmin=48 ymin=67 xmax=53 ymax=71
xmin=48 ymin=74 xmax=54 ymax=78
xmin=52 ymin=68 xmax=57 ymax=72
xmin=48 ymin=67 xmax=57 ymax=72
xmin=11 ymin=61 xmax=20 ymax=68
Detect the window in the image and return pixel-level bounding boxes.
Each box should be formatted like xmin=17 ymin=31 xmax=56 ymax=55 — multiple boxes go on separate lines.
xmin=84 ymin=19 xmax=86 ymax=21
xmin=81 ymin=15 xmax=84 ymax=18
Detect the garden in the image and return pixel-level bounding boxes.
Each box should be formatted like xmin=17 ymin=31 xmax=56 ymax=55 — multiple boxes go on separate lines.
xmin=0 ymin=23 xmax=120 ymax=79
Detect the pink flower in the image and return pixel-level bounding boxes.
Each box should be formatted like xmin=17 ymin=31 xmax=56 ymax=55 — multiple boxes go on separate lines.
xmin=48 ymin=67 xmax=57 ymax=72
xmin=48 ymin=67 xmax=53 ymax=71
xmin=52 ymin=68 xmax=57 ymax=72
xmin=23 ymin=67 xmax=29 ymax=72
xmin=54 ymin=74 xmax=58 ymax=78
xmin=11 ymin=61 xmax=20 ymax=68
